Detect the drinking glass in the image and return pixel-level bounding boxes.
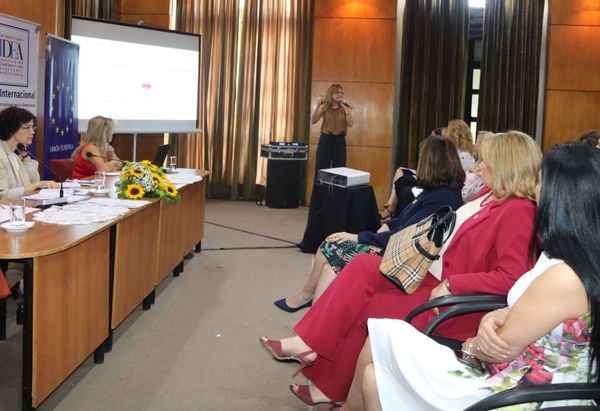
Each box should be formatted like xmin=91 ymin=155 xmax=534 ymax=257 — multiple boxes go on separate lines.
xmin=169 ymin=156 xmax=177 ymax=171
xmin=8 ymin=196 xmax=26 ymax=226
xmin=94 ymin=171 xmax=106 ymax=189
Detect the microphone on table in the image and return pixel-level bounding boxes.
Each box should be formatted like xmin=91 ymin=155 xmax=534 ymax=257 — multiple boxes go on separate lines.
xmin=86 ymin=152 xmax=124 ymax=163
xmin=338 ymin=98 xmax=353 ymax=109
xmin=17 ymin=143 xmax=67 ymax=208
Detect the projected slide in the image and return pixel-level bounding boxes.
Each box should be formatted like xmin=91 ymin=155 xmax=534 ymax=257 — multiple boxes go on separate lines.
xmin=71 ymin=17 xmax=201 ymax=133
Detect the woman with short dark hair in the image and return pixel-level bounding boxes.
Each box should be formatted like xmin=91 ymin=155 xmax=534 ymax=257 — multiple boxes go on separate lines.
xmin=0 ymin=106 xmax=59 ymax=199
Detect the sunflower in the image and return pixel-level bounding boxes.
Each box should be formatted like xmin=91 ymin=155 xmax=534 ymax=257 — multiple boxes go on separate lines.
xmin=151 ymin=173 xmax=164 ymax=186
xmin=140 ymin=160 xmax=159 ymax=172
xmin=165 ymin=182 xmax=178 ymax=197
xmin=131 ymin=167 xmax=145 ymax=177
xmin=124 ymin=184 xmax=145 ymax=199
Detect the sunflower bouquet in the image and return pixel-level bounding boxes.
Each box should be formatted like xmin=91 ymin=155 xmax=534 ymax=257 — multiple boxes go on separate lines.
xmin=117 ymin=160 xmax=180 ymax=203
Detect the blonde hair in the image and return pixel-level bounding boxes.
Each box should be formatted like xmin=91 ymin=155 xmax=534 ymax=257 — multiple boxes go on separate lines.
xmin=446 ymin=119 xmax=475 ymax=156
xmin=72 ymin=116 xmax=116 ymax=159
xmin=478 ymin=130 xmax=542 ymax=202
xmin=323 ymin=84 xmax=343 ymax=107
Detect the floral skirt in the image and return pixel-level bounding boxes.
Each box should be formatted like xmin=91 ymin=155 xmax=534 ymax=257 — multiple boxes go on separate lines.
xmin=319 ymin=236 xmax=383 ymax=274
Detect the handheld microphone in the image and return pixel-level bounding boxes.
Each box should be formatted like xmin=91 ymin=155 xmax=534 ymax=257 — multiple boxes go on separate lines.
xmin=86 ymin=152 xmax=124 ymax=163
xmin=17 ymin=143 xmax=67 ymax=207
xmin=338 ymin=98 xmax=353 ymax=109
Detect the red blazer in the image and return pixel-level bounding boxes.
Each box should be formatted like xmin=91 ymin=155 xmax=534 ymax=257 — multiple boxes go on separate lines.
xmin=418 ymin=188 xmax=538 ymax=339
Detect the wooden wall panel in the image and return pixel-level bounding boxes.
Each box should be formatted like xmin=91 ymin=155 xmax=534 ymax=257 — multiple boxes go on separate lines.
xmin=543 ymin=91 xmax=600 ymax=151
xmin=0 ymin=0 xmax=57 ymax=38
xmin=309 ymin=0 xmax=396 ymax=207
xmin=547 ymin=26 xmax=600 ymax=91
xmin=550 ymin=0 xmax=600 ymax=25
xmin=315 ymin=0 xmax=397 ymax=19
xmin=543 ymin=0 xmax=600 ymax=151
xmin=312 ymin=18 xmax=396 ymax=83
xmin=0 ymin=0 xmax=59 ymax=162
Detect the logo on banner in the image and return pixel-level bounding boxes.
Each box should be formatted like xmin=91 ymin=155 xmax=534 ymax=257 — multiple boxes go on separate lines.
xmin=50 ymin=81 xmax=75 ymax=137
xmin=0 ymin=23 xmax=29 ymax=87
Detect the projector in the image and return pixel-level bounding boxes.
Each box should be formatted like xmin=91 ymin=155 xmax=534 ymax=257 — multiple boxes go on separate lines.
xmin=318 ymin=167 xmax=370 ymax=188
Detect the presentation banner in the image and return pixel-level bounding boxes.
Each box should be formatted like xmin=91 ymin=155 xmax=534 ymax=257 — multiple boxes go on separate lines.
xmin=43 ymin=35 xmax=79 ymax=179
xmin=0 ymin=13 xmax=40 ymax=149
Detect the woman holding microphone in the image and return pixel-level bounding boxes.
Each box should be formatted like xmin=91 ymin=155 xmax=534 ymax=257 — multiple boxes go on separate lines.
xmin=311 ymin=84 xmax=353 ymax=179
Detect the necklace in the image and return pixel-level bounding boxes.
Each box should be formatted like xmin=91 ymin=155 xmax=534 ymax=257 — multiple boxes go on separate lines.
xmin=480 ymin=192 xmax=495 ymax=207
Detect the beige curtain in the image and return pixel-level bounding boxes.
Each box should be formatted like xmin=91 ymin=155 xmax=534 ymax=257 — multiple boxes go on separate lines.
xmin=176 ymin=0 xmax=313 ymax=201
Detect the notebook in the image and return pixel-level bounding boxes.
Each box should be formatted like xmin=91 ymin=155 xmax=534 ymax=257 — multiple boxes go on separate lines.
xmin=152 ymin=144 xmax=171 ymax=167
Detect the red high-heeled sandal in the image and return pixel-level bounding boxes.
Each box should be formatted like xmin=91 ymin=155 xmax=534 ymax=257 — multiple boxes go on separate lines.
xmin=259 ymin=337 xmax=315 ymax=376
xmin=289 ymin=383 xmax=341 ymax=408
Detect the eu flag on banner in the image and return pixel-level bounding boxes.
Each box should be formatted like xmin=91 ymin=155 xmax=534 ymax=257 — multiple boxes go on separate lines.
xmin=43 ymin=35 xmax=79 ymax=180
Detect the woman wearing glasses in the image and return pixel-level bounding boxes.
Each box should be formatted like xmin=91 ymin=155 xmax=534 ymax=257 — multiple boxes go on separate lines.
xmin=0 ymin=106 xmax=59 ymax=199
xmin=311 ymin=84 xmax=354 ymax=180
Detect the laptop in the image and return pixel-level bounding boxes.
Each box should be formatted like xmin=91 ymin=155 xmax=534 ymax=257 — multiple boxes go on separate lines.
xmin=152 ymin=144 xmax=171 ymax=167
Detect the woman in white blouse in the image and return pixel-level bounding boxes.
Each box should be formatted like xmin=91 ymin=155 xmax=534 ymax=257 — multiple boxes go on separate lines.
xmin=0 ymin=106 xmax=59 ymax=199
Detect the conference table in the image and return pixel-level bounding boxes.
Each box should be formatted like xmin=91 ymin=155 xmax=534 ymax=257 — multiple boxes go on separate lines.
xmin=0 ymin=168 xmax=208 ymax=411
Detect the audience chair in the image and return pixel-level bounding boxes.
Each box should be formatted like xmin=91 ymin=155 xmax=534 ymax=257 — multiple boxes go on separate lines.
xmin=48 ymin=158 xmax=75 ymax=182
xmin=406 ymin=294 xmax=600 ymax=410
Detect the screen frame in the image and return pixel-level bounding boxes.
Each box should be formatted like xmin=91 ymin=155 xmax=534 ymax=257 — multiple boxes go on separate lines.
xmin=71 ymin=16 xmax=202 ymax=134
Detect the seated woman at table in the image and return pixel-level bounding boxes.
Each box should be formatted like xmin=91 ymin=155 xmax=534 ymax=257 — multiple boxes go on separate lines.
xmin=71 ymin=115 xmax=123 ymax=179
xmin=0 ymin=106 xmax=60 ymax=199
xmin=275 ymin=134 xmax=465 ymax=312
xmin=343 ymin=142 xmax=600 ymax=411
xmin=261 ymin=131 xmax=542 ymax=406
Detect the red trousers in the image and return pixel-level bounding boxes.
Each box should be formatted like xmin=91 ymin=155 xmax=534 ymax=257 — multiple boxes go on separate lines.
xmin=294 ymin=253 xmax=484 ymax=402
xmin=0 ymin=270 xmax=10 ymax=299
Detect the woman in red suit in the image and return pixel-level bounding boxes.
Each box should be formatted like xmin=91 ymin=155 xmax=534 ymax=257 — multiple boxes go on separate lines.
xmin=260 ymin=131 xmax=543 ymax=407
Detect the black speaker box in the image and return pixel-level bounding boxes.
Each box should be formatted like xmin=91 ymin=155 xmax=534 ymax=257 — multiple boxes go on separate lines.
xmin=266 ymin=160 xmax=301 ymax=208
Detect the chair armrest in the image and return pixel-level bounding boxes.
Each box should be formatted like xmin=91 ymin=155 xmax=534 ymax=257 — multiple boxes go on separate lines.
xmin=423 ymin=300 xmax=507 ymax=335
xmin=464 ymin=382 xmax=600 ymax=411
xmin=405 ymin=294 xmax=507 ymax=325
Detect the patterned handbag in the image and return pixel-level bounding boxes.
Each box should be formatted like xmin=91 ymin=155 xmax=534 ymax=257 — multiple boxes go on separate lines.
xmin=379 ymin=206 xmax=456 ymax=294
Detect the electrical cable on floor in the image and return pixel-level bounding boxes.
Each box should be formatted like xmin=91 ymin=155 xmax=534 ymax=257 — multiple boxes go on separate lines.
xmin=202 ymin=221 xmax=298 ymax=251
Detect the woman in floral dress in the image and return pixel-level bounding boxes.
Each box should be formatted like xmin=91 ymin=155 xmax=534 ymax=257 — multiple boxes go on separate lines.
xmin=342 ymin=142 xmax=600 ymax=410
xmin=274 ymin=135 xmax=465 ymax=312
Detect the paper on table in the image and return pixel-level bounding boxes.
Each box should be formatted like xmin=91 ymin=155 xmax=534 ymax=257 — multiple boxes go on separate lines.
xmin=67 ymin=195 xmax=90 ymax=204
xmin=62 ymin=181 xmax=82 ymax=188
xmin=166 ymin=175 xmax=203 ymax=185
xmin=85 ymin=198 xmax=150 ymax=208
xmin=25 ymin=189 xmax=75 ymax=199
xmin=67 ymin=179 xmax=96 ymax=186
